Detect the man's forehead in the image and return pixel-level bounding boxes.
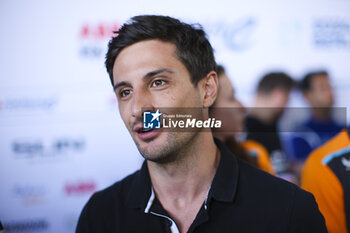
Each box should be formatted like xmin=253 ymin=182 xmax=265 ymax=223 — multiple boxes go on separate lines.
xmin=114 ymin=40 xmax=177 ymax=67
xmin=112 ymin=40 xmax=183 ymax=84
xmin=311 ymin=75 xmax=330 ymax=86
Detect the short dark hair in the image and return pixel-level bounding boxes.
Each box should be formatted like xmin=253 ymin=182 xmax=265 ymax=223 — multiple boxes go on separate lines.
xmin=257 ymin=72 xmax=294 ymax=94
xmin=105 ymin=15 xmax=216 ymax=87
xmin=299 ymin=71 xmax=329 ymax=92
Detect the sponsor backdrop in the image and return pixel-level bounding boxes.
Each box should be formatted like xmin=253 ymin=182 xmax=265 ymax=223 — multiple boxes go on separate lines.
xmin=1 ymin=0 xmax=349 ymax=232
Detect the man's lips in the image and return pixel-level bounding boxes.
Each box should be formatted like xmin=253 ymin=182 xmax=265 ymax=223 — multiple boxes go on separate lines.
xmin=133 ymin=124 xmax=161 ymax=141
xmin=137 ymin=128 xmax=161 ymax=141
xmin=133 ymin=124 xmax=143 ymax=133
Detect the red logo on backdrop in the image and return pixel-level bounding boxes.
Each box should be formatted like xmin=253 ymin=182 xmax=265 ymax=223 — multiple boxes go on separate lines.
xmin=79 ymin=22 xmax=120 ymax=58
xmin=80 ymin=22 xmax=119 ymax=40
xmin=64 ymin=181 xmax=96 ymax=196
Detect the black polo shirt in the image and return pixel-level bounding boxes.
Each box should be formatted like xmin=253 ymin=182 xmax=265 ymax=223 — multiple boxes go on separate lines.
xmin=76 ymin=139 xmax=327 ymax=233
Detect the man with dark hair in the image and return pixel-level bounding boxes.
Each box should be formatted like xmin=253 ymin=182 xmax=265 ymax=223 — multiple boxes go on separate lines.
xmin=245 ymin=72 xmax=295 ymax=179
xmin=288 ymin=71 xmax=344 ymax=161
xmin=76 ymin=15 xmax=327 ymax=233
xmin=257 ymin=72 xmax=295 ymax=94
xmin=105 ymin=15 xmax=216 ymax=87
xmin=300 ymin=71 xmax=329 ymax=92
xmin=210 ymin=65 xmax=275 ymax=175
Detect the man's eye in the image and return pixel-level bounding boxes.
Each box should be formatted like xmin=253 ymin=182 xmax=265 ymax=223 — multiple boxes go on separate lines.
xmin=151 ymin=79 xmax=166 ymax=87
xmin=120 ymin=89 xmax=132 ymax=98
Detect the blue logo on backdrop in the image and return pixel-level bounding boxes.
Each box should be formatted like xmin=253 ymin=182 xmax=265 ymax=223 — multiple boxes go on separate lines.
xmin=313 ymin=18 xmax=350 ymax=48
xmin=143 ymin=110 xmax=161 ymax=129
xmin=203 ymin=17 xmax=257 ymax=51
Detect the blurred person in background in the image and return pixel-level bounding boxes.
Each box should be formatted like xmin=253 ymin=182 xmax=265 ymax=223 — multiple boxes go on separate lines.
xmin=210 ymin=65 xmax=275 ymax=174
xmin=245 ymin=72 xmax=295 ymax=180
xmin=302 ymin=127 xmax=350 ymax=233
xmin=287 ymin=71 xmax=344 ymax=162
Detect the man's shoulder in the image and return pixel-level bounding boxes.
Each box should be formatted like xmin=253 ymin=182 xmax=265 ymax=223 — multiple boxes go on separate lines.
xmin=84 ymin=169 xmax=141 ymax=210
xmin=237 ymin=159 xmax=310 ymax=201
xmin=237 ymin=158 xmax=327 ymax=231
xmin=76 ymin=169 xmax=148 ymax=232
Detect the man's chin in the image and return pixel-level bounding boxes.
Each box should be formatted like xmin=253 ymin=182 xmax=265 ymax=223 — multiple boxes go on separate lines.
xmin=136 ymin=144 xmax=170 ymax=163
xmin=133 ymin=133 xmax=164 ymax=153
xmin=133 ymin=132 xmax=178 ymax=164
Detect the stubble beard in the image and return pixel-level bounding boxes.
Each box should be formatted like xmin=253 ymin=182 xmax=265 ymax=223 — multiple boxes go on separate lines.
xmin=134 ymin=131 xmax=199 ymax=164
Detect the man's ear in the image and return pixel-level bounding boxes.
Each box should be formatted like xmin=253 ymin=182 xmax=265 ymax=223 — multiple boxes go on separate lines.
xmin=200 ymin=71 xmax=218 ymax=108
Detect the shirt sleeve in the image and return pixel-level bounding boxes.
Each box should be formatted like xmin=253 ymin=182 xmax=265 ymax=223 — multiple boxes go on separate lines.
xmin=288 ymin=188 xmax=328 ymax=233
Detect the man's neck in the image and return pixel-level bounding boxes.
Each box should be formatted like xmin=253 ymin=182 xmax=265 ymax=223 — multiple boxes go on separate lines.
xmin=147 ymin=133 xmax=219 ymax=202
xmin=147 ymin=133 xmax=220 ymax=233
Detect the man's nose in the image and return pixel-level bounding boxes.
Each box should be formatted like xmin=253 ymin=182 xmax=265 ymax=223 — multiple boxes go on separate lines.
xmin=131 ymin=89 xmax=153 ymax=119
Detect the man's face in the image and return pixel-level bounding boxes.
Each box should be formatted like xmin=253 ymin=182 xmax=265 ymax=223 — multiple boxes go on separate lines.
xmin=112 ymin=40 xmax=205 ymax=163
xmin=306 ymin=75 xmax=334 ymax=108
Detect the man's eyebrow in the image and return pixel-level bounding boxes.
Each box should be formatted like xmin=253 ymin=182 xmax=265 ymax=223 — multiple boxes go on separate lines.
xmin=143 ymin=68 xmax=174 ymax=81
xmin=114 ymin=81 xmax=131 ymax=90
xmin=113 ymin=68 xmax=174 ymax=90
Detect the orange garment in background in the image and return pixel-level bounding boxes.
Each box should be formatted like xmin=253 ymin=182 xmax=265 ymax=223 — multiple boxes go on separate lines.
xmin=242 ymin=140 xmax=275 ymax=175
xmin=302 ymin=129 xmax=350 ymax=233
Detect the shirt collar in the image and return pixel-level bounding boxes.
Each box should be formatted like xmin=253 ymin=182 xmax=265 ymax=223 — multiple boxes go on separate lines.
xmin=126 ymin=137 xmax=239 ymax=209
xmin=126 ymin=161 xmax=152 ymax=209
